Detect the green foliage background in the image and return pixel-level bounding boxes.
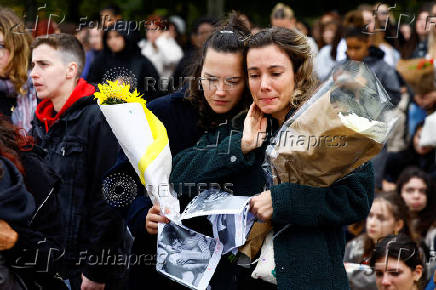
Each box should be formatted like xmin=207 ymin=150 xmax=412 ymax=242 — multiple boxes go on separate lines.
xmin=1 ymin=0 xmax=428 ymax=34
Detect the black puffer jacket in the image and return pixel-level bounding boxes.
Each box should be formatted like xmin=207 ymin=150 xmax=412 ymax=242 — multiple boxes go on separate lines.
xmin=30 ymin=95 xmax=127 ymax=284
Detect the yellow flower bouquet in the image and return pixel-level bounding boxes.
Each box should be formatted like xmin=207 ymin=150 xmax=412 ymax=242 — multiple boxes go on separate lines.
xmin=95 ymin=80 xmax=180 ymax=221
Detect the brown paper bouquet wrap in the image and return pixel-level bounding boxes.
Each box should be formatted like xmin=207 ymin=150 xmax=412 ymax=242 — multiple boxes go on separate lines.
xmin=238 ymin=221 xmax=272 ymax=259
xmin=267 ymin=86 xmax=384 ymax=187
xmin=0 ymin=219 xmax=18 ymax=251
xmin=241 ymin=61 xmax=397 ymax=262
xmin=397 ymin=58 xmax=435 ymax=94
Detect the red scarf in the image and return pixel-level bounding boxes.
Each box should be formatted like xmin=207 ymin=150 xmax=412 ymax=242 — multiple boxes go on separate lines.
xmin=36 ymin=78 xmax=95 ymax=132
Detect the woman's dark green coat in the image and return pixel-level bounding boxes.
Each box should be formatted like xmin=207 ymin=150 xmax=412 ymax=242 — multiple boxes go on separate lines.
xmin=170 ymin=113 xmax=267 ymax=207
xmin=170 ymin=113 xmax=375 ymax=290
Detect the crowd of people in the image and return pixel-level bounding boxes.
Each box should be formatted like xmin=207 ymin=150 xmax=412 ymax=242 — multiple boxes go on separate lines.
xmin=0 ymin=1 xmax=435 ymax=290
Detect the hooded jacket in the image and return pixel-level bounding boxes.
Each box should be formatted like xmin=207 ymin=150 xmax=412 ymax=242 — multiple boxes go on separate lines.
xmin=87 ymin=25 xmax=161 ymax=101
xmin=363 ymin=46 xmax=402 ymax=106
xmin=30 ymin=79 xmax=126 ymax=283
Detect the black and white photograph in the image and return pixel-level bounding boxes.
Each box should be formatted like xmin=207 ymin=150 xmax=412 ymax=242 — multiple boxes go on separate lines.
xmin=3 ymin=0 xmax=436 ymax=289
xmin=156 ymin=222 xmax=222 ymax=290
xmin=181 ymin=190 xmax=252 ymax=219
xmin=208 ymin=204 xmax=256 ymax=254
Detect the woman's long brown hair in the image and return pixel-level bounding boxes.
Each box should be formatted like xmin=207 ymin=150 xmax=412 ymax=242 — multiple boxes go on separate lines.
xmin=185 ymin=11 xmax=251 ymax=130
xmin=0 ymin=114 xmax=33 ymax=175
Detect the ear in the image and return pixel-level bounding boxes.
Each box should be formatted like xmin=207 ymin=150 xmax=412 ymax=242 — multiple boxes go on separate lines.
xmin=65 ymin=62 xmax=78 ymax=80
xmin=413 ymin=265 xmax=423 ymax=282
xmin=394 ymin=219 xmax=404 ymax=234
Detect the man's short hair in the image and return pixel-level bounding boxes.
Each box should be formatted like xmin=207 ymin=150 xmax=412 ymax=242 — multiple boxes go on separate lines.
xmin=271 ymin=3 xmax=294 ymax=20
xmin=31 ymin=33 xmax=85 ymax=78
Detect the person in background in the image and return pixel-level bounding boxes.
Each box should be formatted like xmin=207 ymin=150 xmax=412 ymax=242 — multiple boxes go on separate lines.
xmin=395 ymin=168 xmax=435 ymax=243
xmin=75 ymin=28 xmax=90 ymax=52
xmin=138 ymin=15 xmax=183 ymax=91
xmin=413 ymin=6 xmax=431 ymax=59
xmin=315 ymin=8 xmax=379 ymax=77
xmin=373 ymin=3 xmax=402 ymax=52
xmin=171 ymin=16 xmax=217 ymax=92
xmin=413 ymin=84 xmax=436 ymax=117
xmin=87 ymin=24 xmax=161 ymax=100
xmin=99 ymin=4 xmax=122 ymax=29
xmin=344 ymin=191 xmax=409 ymax=290
xmin=400 ymin=23 xmax=412 ymax=42
xmin=316 ymin=11 xmax=341 ymax=50
xmin=401 ymin=6 xmax=432 ymax=59
xmin=271 ymin=2 xmax=295 ymax=30
xmin=369 ymin=3 xmax=401 ymax=67
xmin=383 ymin=124 xmax=436 ymax=187
xmin=79 ymin=27 xmax=103 ymax=80
xmin=400 ymin=56 xmax=436 ymax=139
xmin=335 ymin=9 xmax=366 ymax=62
xmin=427 ymin=2 xmax=436 ymax=60
xmin=271 ymin=3 xmax=318 ymax=57
xmin=396 ymin=4 xmax=435 ymax=146
xmin=395 ymin=167 xmax=436 ymax=283
xmin=168 ymin=15 xmax=187 ymax=49
xmin=99 ymin=4 xmax=141 ymax=45
xmin=345 ymin=26 xmax=402 ymax=189
xmin=315 ymin=15 xmax=343 ymax=81
xmin=0 ymin=7 xmax=37 ymax=133
xmin=358 ymin=3 xmax=374 ymax=28
xmin=370 ymin=234 xmax=426 ymax=290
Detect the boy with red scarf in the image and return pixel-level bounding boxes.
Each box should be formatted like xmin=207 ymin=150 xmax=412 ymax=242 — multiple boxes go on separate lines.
xmin=29 ymin=33 xmax=127 ymax=290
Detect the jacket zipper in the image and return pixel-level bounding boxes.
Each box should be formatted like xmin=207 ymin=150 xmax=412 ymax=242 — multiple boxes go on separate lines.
xmin=30 ymin=187 xmax=55 ymax=225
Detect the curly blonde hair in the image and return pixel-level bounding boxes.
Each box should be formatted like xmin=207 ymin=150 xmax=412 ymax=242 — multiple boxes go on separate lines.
xmin=245 ymin=27 xmax=318 ymax=109
xmin=0 ymin=8 xmax=32 ymax=94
